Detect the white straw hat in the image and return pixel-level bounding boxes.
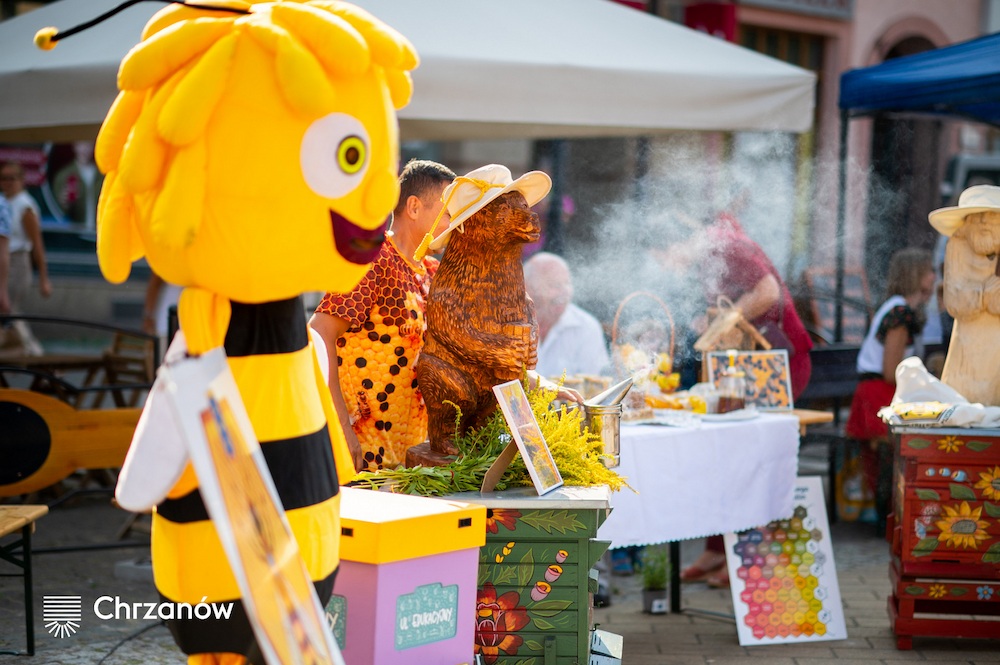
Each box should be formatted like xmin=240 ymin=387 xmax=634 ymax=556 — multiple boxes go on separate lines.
xmin=427 ymin=164 xmax=551 ymax=251
xmin=929 ymin=184 xmax=1000 ymax=237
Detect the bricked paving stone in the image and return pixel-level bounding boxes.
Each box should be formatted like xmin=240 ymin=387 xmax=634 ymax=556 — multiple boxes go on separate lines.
xmin=829 ymin=647 xmax=942 ymax=660
xmin=702 ymin=659 xmax=797 ymax=665
xmin=620 ymin=656 xmax=711 ymax=665
xmin=636 ymin=628 xmax=703 ymax=645
xmin=946 ymin=648 xmax=1000 ymax=663
xmin=0 ymin=497 xmax=185 ymax=664
xmin=792 ymin=661 xmax=921 ymax=665
xmin=777 ymin=636 xmax=870 ymax=650
xmin=881 ymin=659 xmax=993 ymax=665
xmin=954 ymin=640 xmax=1000 ymax=651
xmin=839 ymin=594 xmax=893 ymax=606
xmin=868 ymin=635 xmax=964 ymax=651
xmin=738 ymin=644 xmax=837 ymax=658
xmin=11 ymin=628 xmax=184 ymax=665
xmin=841 ymin=584 xmax=891 ymax=598
xmin=598 ymin=518 xmax=997 ymax=662
xmin=5 ymin=496 xmax=999 ymax=663
xmin=651 ymin=642 xmax=751 ymax=656
xmin=842 ymin=619 xmax=897 ymax=633
xmin=794 ymin=659 xmax=993 ymax=665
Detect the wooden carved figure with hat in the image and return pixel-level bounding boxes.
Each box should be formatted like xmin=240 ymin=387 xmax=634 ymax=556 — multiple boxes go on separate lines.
xmin=929 ymin=184 xmax=1000 ymax=405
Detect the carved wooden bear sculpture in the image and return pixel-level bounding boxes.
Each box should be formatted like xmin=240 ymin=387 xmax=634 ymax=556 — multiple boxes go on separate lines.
xmin=416 ymin=190 xmax=543 ymax=458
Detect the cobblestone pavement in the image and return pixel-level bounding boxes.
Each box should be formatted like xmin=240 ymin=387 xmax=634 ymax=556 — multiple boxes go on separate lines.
xmin=2 ymin=494 xmax=999 ymax=664
xmin=0 ymin=496 xmax=181 ymax=665
xmin=594 ymin=525 xmax=1000 ymax=664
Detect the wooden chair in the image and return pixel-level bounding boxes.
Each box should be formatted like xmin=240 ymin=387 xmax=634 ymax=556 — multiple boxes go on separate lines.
xmin=796 ymin=344 xmax=862 ymax=523
xmin=802 ymin=268 xmax=874 ymax=344
xmin=81 ymin=332 xmax=156 ymax=409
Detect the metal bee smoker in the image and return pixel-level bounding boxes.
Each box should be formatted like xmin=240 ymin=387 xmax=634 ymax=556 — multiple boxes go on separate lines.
xmin=582 ymin=377 xmax=633 ymax=468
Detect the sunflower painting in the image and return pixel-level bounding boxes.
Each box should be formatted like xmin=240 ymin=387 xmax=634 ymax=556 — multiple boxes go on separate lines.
xmin=974 ymin=466 xmax=1000 ymax=501
xmin=934 ymin=502 xmax=990 ymax=549
xmin=937 ymin=436 xmax=964 ymax=453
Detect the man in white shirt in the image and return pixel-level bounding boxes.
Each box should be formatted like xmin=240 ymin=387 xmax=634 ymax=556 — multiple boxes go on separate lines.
xmin=524 ymin=252 xmax=610 ymax=379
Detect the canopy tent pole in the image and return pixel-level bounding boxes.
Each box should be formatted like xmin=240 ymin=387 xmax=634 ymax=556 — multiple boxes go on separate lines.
xmin=544 ymin=140 xmax=567 ymax=254
xmin=835 ymin=109 xmax=849 ymax=342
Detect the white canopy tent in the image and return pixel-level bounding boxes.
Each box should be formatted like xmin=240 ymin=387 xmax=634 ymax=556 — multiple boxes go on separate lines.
xmin=0 ymin=0 xmax=815 ymax=143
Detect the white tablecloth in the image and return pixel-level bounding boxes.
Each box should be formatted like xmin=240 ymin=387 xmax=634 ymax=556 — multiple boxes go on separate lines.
xmin=598 ymin=413 xmax=800 ymax=546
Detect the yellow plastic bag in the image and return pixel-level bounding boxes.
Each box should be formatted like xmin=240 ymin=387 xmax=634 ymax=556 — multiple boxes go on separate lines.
xmin=835 ymin=442 xmax=876 ymax=522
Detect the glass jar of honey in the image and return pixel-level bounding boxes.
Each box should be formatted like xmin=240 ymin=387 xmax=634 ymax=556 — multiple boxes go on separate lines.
xmin=717 ymin=351 xmax=746 ymax=414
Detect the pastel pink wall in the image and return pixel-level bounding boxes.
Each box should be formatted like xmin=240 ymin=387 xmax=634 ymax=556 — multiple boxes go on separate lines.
xmin=852 ymin=0 xmax=980 ymax=65
xmin=738 ymin=0 xmax=985 ymax=273
xmin=843 ymin=1 xmax=982 ymax=272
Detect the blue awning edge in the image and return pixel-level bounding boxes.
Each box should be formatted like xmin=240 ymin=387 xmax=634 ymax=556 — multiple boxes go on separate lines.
xmin=839 ymin=31 xmax=1000 ymax=127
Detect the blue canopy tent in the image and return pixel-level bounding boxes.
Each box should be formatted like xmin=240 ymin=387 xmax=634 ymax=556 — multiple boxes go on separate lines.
xmin=833 ymin=32 xmax=1000 ymax=339
xmin=840 ymin=32 xmax=1000 ymax=124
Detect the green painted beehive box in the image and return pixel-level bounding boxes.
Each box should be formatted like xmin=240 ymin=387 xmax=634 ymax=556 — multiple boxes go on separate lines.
xmin=446 ymin=486 xmax=611 ymax=665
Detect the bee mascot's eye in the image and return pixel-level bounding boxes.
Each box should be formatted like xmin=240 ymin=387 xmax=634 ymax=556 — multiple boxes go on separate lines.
xmin=301 ymin=113 xmax=371 ymax=198
xmin=338 ymin=136 xmax=366 ymax=174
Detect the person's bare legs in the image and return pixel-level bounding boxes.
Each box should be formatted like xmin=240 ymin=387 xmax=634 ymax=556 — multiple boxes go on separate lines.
xmin=680 ymin=536 xmax=726 ymax=582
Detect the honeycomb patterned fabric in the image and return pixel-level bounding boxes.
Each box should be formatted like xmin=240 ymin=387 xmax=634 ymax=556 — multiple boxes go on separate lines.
xmin=315 ymin=235 xmax=438 ymax=470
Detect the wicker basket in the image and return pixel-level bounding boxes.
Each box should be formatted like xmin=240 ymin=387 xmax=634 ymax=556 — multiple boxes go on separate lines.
xmin=694 ymin=295 xmax=771 ymax=382
xmin=610 ymin=291 xmax=676 ymax=399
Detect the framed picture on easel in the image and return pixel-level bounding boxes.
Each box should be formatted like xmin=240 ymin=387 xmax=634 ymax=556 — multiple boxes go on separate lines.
xmin=158 ymin=348 xmax=346 ymax=665
xmin=706 ymin=349 xmax=794 ymax=411
xmin=492 ymin=380 xmax=564 ymax=495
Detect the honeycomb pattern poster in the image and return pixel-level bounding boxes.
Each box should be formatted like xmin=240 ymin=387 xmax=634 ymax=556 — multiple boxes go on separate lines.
xmin=723 ymin=476 xmax=847 ymax=645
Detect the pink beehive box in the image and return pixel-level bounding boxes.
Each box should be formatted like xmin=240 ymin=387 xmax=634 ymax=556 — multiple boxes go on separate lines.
xmin=329 ymin=487 xmax=487 ymax=665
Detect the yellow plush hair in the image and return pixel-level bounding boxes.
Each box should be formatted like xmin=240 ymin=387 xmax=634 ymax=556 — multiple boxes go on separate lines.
xmin=95 ymin=1 xmax=417 ymax=323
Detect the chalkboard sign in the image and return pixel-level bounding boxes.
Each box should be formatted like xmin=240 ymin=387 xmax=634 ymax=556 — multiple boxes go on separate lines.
xmin=395 ymin=583 xmax=459 ymax=650
xmin=804 ymin=269 xmax=872 ymax=344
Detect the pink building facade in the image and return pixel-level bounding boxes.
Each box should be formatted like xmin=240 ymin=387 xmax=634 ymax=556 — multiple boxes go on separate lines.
xmin=731 ymin=0 xmax=988 ymax=290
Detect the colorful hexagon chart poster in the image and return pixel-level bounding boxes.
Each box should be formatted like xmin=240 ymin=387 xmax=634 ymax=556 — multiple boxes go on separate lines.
xmin=723 ymin=476 xmax=847 ymax=645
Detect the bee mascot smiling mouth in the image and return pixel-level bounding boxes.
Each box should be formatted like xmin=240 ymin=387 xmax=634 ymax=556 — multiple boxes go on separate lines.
xmin=38 ymin=1 xmax=417 ymax=662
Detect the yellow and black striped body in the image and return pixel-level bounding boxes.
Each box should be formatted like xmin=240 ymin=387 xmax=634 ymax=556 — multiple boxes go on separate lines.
xmin=152 ymin=297 xmax=340 ymax=659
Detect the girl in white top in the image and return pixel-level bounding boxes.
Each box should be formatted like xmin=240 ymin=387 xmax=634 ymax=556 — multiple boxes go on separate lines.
xmin=852 ymin=249 xmax=935 ymax=396
xmin=845 ymin=248 xmax=935 ymax=526
xmin=855 ymin=294 xmax=924 ymax=377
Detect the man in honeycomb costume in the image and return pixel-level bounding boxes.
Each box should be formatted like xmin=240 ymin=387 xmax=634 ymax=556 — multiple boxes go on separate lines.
xmin=311 ymin=159 xmax=455 ymax=471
